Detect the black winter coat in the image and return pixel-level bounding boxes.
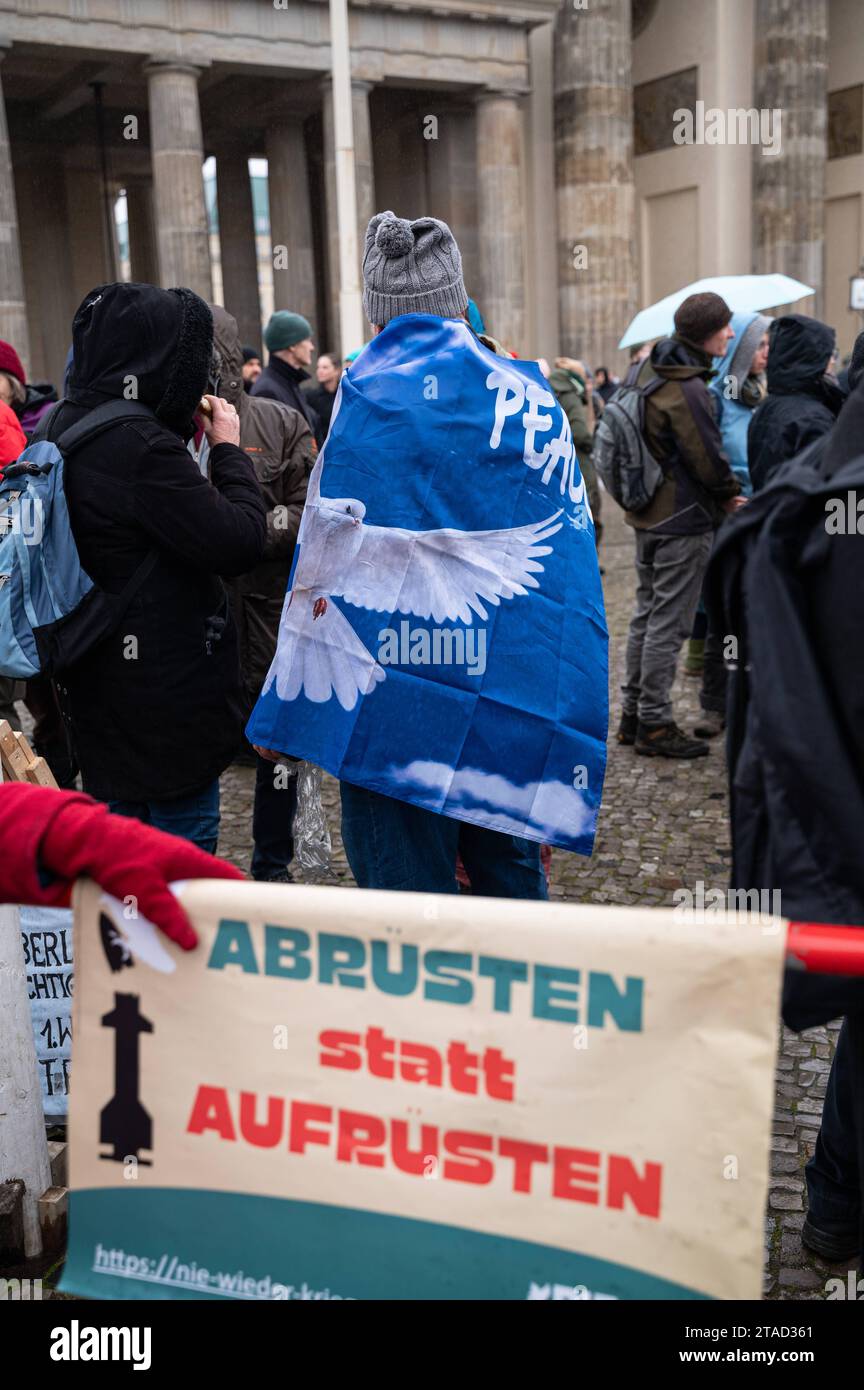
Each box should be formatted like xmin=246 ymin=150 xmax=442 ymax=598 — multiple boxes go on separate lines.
xmin=252 ymin=355 xmax=323 ymax=445
xmin=44 ymin=283 xmax=267 ymax=802
xmin=747 ymin=315 xmax=843 ymax=492
xmin=707 ymin=382 xmax=864 ymax=1029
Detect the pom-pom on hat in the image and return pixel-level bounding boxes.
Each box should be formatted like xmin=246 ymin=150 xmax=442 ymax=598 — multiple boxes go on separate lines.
xmin=362 ymin=211 xmax=467 ymax=326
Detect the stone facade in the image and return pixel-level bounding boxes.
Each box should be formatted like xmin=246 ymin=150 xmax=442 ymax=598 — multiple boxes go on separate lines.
xmin=0 ymin=0 xmax=862 ymax=388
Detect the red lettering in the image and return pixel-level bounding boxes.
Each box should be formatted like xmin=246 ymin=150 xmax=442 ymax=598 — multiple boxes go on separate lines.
xmin=288 ymin=1101 xmax=332 ymax=1154
xmin=446 ymin=1041 xmax=480 ymax=1094
xmin=238 ymin=1091 xmax=285 ymax=1148
xmin=482 ymin=1047 xmax=515 ymax=1101
xmin=399 ymin=1042 xmax=443 ymax=1087
xmin=442 ymin=1130 xmax=495 ymax=1184
xmin=607 ymin=1156 xmax=662 ymax=1219
xmin=336 ymin=1109 xmax=387 ymax=1167
xmin=499 ymin=1138 xmax=549 ymax=1193
xmin=553 ymin=1147 xmax=601 ymax=1204
xmin=365 ymin=1026 xmax=396 ymax=1080
xmin=319 ymin=1029 xmax=363 ymax=1070
xmin=391 ymin=1120 xmax=439 ymax=1175
xmin=187 ymin=1085 xmax=236 ymax=1141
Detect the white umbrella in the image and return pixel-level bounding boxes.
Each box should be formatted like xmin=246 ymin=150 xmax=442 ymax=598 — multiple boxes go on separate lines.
xmin=618 ymin=274 xmax=815 ymax=350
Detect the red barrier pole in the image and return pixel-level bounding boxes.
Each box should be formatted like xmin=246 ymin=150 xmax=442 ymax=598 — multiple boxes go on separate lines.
xmin=786 ymin=922 xmax=864 ymax=976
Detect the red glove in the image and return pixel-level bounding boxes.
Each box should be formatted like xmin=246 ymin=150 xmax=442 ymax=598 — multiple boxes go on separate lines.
xmin=0 ymin=783 xmax=243 ymax=949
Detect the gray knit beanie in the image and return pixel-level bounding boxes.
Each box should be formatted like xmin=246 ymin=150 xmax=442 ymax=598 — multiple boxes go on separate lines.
xmin=362 ymin=211 xmax=467 ymax=326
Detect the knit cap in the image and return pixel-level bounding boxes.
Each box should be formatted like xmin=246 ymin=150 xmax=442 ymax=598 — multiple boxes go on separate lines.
xmin=264 ymin=312 xmax=313 ymax=353
xmin=362 ymin=211 xmax=467 ymax=326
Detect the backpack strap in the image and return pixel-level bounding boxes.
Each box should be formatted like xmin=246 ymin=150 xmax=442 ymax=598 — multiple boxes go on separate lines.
xmin=57 ymin=400 xmax=161 ymax=618
xmin=28 ymin=400 xmax=65 ymax=445
xmin=56 ymin=399 xmax=156 ymax=455
xmin=639 ymin=375 xmax=665 ymax=399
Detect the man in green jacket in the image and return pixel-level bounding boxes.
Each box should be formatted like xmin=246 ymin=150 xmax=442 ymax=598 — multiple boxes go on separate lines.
xmin=619 ymin=292 xmax=743 ymax=759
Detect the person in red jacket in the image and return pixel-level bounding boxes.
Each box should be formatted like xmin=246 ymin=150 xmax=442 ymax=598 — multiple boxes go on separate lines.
xmin=0 ymin=783 xmax=242 ymax=948
xmin=0 ymin=398 xmax=26 ymax=469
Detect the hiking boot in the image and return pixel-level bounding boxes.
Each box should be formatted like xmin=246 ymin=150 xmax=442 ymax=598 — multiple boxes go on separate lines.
xmin=802 ymin=1215 xmax=860 ymax=1263
xmin=617 ymin=711 xmax=638 ymax=745
xmin=684 ymin=637 xmax=704 ymax=677
xmin=693 ymin=710 xmax=725 ymax=739
xmin=634 ymin=722 xmax=709 ymax=759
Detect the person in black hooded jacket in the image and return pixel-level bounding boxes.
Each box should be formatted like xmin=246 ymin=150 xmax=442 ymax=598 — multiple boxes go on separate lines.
xmin=747 ymin=314 xmax=844 ymax=492
xmin=39 ymin=283 xmax=266 ymax=852
xmin=707 ymin=381 xmax=864 ymax=1266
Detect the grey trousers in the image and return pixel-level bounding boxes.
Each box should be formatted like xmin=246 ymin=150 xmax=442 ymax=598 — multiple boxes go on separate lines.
xmin=622 ymin=531 xmax=712 ymax=725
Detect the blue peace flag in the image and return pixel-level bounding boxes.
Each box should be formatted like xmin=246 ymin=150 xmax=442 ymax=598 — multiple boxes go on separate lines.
xmin=247 ymin=314 xmax=608 ymax=855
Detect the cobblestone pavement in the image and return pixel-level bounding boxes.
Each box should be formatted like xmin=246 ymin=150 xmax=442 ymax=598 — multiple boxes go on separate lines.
xmin=217 ymin=499 xmax=845 ymax=1302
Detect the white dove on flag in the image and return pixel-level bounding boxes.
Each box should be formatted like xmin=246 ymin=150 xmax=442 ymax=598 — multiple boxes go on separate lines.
xmin=263 ymin=475 xmax=563 ymax=712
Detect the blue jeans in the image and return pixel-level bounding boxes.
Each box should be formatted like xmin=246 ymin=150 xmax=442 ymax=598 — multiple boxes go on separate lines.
xmin=340 ymin=782 xmax=547 ymax=898
xmin=109 ymin=780 xmax=221 ymax=855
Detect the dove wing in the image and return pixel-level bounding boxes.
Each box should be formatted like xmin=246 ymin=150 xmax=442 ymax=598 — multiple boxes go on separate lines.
xmin=332 ymin=511 xmax=563 ymax=623
xmin=262 ymin=589 xmax=385 ymax=711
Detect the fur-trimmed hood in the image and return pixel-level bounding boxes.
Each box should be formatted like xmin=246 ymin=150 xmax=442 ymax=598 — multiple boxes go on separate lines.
xmin=67 ymin=282 xmax=213 ymax=438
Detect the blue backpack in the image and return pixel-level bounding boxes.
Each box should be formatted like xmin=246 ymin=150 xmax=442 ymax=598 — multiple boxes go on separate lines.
xmin=0 ymin=400 xmax=157 ymax=679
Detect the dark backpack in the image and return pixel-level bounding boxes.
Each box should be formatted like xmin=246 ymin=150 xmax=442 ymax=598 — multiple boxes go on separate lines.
xmin=593 ymin=375 xmax=666 ymax=513
xmin=0 ymin=400 xmax=157 ymax=679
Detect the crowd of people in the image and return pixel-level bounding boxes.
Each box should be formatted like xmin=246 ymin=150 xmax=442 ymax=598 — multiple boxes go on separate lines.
xmin=1 ymin=209 xmax=863 ymax=1267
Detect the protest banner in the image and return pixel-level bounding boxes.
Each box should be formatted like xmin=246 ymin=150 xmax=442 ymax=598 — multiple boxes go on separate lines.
xmin=247 ymin=315 xmax=608 ymax=857
xmin=20 ymin=904 xmax=73 ymax=1118
xmin=63 ymin=879 xmax=784 ymax=1301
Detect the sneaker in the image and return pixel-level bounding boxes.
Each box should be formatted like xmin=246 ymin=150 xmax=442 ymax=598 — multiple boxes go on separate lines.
xmin=802 ymin=1215 xmax=860 ymax=1263
xmin=617 ymin=712 xmax=638 ymax=745
xmin=684 ymin=637 xmax=704 ymax=677
xmin=634 ymin=722 xmax=710 ymax=759
xmin=252 ymin=868 xmax=294 ymax=885
xmin=693 ymin=710 xmax=725 ymax=739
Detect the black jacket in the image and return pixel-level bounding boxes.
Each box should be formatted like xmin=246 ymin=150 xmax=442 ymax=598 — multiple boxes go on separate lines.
xmin=252 ymin=355 xmax=323 ymax=445
xmin=747 ymin=315 xmax=843 ymax=493
xmin=707 ymin=383 xmax=864 ymax=1028
xmin=305 ymin=382 xmax=338 ymax=436
xmin=44 ymin=282 xmax=267 ymax=802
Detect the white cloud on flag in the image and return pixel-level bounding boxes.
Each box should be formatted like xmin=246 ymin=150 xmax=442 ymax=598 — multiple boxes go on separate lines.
xmin=388 ymin=760 xmax=594 ymax=843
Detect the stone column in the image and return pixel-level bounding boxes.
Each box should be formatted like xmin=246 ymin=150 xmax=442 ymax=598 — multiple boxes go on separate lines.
xmin=125 ymin=178 xmax=159 ymax=285
xmin=64 ymin=157 xmax=117 ymax=298
xmin=322 ymin=77 xmax=375 ymax=351
xmin=752 ymin=0 xmax=828 ymax=316
xmin=266 ymin=117 xmax=316 ymax=324
xmin=145 ymin=58 xmax=213 ymax=298
xmin=553 ymin=0 xmax=636 ymax=373
xmin=0 ymin=45 xmax=30 ymax=363
xmin=215 ymin=141 xmax=261 ymax=345
xmin=475 ymin=91 xmax=526 ymax=352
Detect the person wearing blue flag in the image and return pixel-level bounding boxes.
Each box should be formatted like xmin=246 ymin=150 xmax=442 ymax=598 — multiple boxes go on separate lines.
xmin=250 ymin=211 xmax=608 ymax=896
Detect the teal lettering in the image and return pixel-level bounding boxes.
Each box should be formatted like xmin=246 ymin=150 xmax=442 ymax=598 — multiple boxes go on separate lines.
xmin=371 ymin=940 xmax=419 ymax=996
xmin=208 ymin=920 xmax=259 ymax=974
xmin=533 ymin=964 xmax=580 ymax=1022
xmin=478 ymin=955 xmax=528 ymax=1012
xmin=264 ymin=926 xmax=311 ymax=979
xmin=318 ymin=932 xmax=366 ymax=988
xmin=587 ymin=972 xmax=644 ymax=1032
xmin=423 ymin=951 xmax=473 ymax=1005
